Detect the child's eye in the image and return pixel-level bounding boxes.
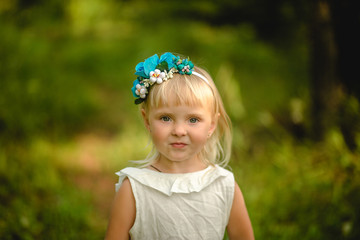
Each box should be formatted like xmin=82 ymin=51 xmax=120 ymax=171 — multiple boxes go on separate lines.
xmin=189 ymin=118 xmax=199 ymax=123
xmin=161 ymin=116 xmax=171 ymax=122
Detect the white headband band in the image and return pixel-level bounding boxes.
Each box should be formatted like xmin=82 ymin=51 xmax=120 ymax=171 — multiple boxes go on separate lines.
xmin=192 ymin=71 xmax=210 ymax=84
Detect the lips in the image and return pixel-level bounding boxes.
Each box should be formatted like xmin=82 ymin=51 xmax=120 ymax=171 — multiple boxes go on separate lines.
xmin=171 ymin=142 xmax=187 ymax=148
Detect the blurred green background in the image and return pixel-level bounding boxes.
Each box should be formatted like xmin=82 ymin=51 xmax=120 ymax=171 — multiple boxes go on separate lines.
xmin=1 ymin=0 xmax=359 ymax=239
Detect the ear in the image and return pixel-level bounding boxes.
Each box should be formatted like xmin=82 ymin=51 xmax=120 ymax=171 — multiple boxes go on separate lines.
xmin=208 ymin=113 xmax=220 ymax=137
xmin=141 ymin=109 xmax=151 ymax=131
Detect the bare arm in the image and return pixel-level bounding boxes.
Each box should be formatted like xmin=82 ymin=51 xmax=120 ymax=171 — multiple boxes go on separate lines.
xmin=105 ymin=178 xmax=136 ymax=240
xmin=226 ymin=182 xmax=255 ymax=240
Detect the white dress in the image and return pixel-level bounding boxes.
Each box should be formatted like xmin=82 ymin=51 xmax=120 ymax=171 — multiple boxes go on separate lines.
xmin=115 ymin=165 xmax=235 ymax=240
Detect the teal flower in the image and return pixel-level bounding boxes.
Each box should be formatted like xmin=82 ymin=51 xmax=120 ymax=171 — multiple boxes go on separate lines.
xmin=159 ymin=52 xmax=177 ymax=69
xmin=131 ymin=52 xmax=196 ymax=104
xmin=134 ymin=62 xmax=147 ymax=78
xmin=134 ymin=52 xmax=177 ymax=78
xmin=135 ymin=54 xmax=159 ymax=78
xmin=174 ymin=57 xmax=194 ymax=75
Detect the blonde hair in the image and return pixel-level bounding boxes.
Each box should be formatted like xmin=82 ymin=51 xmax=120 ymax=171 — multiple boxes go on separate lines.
xmin=139 ymin=66 xmax=232 ymax=167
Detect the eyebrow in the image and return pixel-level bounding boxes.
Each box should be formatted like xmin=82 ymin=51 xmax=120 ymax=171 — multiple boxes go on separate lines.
xmin=154 ymin=110 xmax=207 ymax=118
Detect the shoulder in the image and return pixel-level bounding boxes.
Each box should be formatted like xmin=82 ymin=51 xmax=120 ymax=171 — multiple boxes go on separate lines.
xmin=226 ymin=181 xmax=255 ymax=240
xmin=117 ymin=177 xmax=133 ymax=196
xmin=214 ymin=165 xmax=235 ymax=184
xmin=115 ymin=167 xmax=148 ymax=191
xmin=216 ymin=165 xmax=234 ymax=175
xmin=116 ymin=167 xmax=144 ymax=178
xmin=105 ymin=178 xmax=136 ymax=240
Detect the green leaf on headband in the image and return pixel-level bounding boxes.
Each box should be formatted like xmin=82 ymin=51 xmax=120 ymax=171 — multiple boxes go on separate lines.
xmin=156 ymin=61 xmax=169 ymax=71
xmin=135 ymin=98 xmax=144 ymax=105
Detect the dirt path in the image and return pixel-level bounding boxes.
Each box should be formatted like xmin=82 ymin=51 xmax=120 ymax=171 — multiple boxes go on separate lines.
xmin=61 ymin=133 xmax=119 ymax=230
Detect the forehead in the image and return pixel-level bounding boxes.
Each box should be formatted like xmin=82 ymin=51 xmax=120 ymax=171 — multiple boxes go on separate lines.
xmin=154 ymin=92 xmax=215 ymax=113
xmin=149 ymin=103 xmax=213 ymax=117
xmin=143 ymin=73 xmax=216 ymax=114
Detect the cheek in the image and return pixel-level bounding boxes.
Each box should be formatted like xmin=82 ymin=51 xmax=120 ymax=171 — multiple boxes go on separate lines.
xmin=191 ymin=128 xmax=210 ymax=144
xmin=149 ymin=123 xmax=168 ymax=142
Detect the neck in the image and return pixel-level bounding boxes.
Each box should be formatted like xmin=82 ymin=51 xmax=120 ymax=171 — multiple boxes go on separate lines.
xmin=153 ymin=157 xmax=208 ymax=174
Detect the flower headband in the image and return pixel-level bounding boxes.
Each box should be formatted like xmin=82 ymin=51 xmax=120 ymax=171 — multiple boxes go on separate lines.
xmin=131 ymin=52 xmax=209 ymax=104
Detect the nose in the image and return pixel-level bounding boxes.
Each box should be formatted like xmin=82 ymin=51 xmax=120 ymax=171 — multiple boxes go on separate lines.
xmin=172 ymin=122 xmax=187 ymax=136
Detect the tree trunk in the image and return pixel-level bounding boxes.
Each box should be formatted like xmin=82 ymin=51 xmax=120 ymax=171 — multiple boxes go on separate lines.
xmin=308 ymin=0 xmax=339 ymax=140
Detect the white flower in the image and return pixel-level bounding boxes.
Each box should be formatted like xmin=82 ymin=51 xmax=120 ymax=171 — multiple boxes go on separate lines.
xmin=167 ymin=69 xmax=174 ymax=79
xmin=149 ymin=69 xmax=166 ymax=84
xmin=135 ymin=84 xmax=148 ymax=98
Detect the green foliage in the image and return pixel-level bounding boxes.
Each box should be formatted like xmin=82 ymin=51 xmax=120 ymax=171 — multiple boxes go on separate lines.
xmin=0 ymin=144 xmax=101 ymax=239
xmin=0 ymin=23 xmax=98 ymax=142
xmin=232 ymin=128 xmax=360 ymax=240
xmin=0 ymin=1 xmax=359 ymax=239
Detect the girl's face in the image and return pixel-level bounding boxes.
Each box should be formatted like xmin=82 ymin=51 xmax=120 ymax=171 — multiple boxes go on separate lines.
xmin=142 ymin=103 xmax=217 ymax=166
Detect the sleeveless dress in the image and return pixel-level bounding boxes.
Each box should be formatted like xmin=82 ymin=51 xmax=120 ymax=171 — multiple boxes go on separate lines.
xmin=115 ymin=165 xmax=235 ymax=240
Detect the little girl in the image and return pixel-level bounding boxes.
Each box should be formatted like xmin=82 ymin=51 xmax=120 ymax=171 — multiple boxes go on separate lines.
xmin=106 ymin=52 xmax=254 ymax=240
